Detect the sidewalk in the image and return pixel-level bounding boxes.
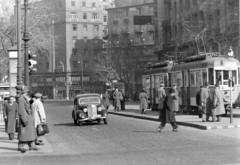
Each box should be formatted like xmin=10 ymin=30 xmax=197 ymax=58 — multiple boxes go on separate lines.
xmin=109 ymin=103 xmax=240 ymax=130
xmin=0 ymin=122 xmax=52 ymax=155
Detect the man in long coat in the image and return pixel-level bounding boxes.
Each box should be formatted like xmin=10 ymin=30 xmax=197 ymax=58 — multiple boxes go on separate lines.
xmin=32 ymin=93 xmax=46 ymax=145
xmin=157 ymin=83 xmax=166 ymax=120
xmin=157 ymin=88 xmax=178 ymax=132
xmin=172 ymin=85 xmax=179 ymax=114
xmin=196 ymin=86 xmax=203 ymax=118
xmin=16 ymin=85 xmax=38 ymax=153
xmin=113 ymin=88 xmax=122 ymax=112
xmin=200 ymin=82 xmax=211 ymax=122
xmin=2 ymin=98 xmax=9 ymax=133
xmin=139 ymin=89 xmax=148 ymax=114
xmin=102 ymin=90 xmax=111 ymax=110
xmin=212 ymin=83 xmax=225 ymax=122
xmin=4 ymin=96 xmax=18 ymax=140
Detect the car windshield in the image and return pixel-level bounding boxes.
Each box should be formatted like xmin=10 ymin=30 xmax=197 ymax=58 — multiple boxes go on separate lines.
xmin=79 ymin=97 xmax=100 ymax=104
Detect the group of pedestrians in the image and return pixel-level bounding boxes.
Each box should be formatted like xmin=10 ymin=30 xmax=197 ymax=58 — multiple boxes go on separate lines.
xmin=196 ymin=82 xmax=225 ymax=122
xmin=2 ymin=85 xmax=46 ymax=153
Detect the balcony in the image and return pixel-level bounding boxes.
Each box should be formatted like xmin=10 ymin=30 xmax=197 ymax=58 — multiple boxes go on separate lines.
xmin=134 ymin=25 xmax=144 ymax=33
xmin=121 ymin=26 xmax=130 ymax=34
xmin=147 ymin=25 xmax=155 ymax=32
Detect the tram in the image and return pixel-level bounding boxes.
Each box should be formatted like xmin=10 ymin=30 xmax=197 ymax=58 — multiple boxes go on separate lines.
xmin=142 ymin=52 xmax=240 ymax=114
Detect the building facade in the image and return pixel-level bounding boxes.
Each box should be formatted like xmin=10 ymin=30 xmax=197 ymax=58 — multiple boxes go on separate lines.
xmin=154 ymin=0 xmax=240 ymax=62
xmin=30 ymin=0 xmax=115 ymax=99
xmin=107 ymin=1 xmax=158 ymax=97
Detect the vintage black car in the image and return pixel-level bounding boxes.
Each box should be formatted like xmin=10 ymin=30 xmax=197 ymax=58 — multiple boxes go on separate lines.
xmin=72 ymin=93 xmax=108 ymax=126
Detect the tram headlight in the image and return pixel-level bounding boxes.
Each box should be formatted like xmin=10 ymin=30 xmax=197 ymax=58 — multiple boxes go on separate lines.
xmin=83 ymin=108 xmax=87 ymax=112
xmin=98 ymin=107 xmax=102 ymax=111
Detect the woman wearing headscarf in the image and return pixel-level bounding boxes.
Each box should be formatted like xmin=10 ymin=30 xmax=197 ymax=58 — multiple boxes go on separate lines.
xmin=139 ymin=89 xmax=148 ymax=114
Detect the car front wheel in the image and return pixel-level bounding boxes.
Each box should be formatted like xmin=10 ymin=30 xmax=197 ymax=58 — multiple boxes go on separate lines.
xmin=74 ymin=119 xmax=77 ymax=125
xmin=77 ymin=120 xmax=83 ymax=126
xmin=104 ymin=118 xmax=108 ymax=124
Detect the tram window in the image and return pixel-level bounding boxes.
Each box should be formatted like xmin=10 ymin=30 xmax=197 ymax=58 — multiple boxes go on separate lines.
xmin=164 ymin=74 xmax=168 ymax=87
xmin=202 ymin=70 xmax=207 ymax=85
xmin=177 ymin=72 xmax=182 ymax=87
xmin=215 ymin=70 xmax=222 ymax=85
xmin=184 ymin=71 xmax=188 ymax=87
xmin=238 ymin=68 xmax=240 ymax=84
xmin=168 ymin=73 xmax=171 ymax=87
xmin=208 ymin=68 xmax=214 ymax=85
xmin=223 ymin=70 xmax=229 ymax=80
xmin=231 ymin=70 xmax=237 ymax=84
xmin=196 ymin=70 xmax=201 ymax=86
xmin=190 ymin=71 xmax=196 ymax=86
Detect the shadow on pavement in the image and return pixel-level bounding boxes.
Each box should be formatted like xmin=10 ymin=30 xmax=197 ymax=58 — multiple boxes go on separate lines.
xmin=0 ymin=146 xmax=17 ymax=151
xmin=53 ymin=123 xmax=76 ymax=127
xmin=133 ymin=131 xmax=160 ymax=133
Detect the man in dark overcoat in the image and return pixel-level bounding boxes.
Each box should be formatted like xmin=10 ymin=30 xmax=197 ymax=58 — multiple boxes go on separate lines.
xmin=16 ymin=85 xmax=39 ymax=153
xmin=4 ymin=96 xmax=18 ymax=140
xmin=196 ymin=86 xmax=203 ymax=118
xmin=157 ymin=88 xmax=178 ymax=132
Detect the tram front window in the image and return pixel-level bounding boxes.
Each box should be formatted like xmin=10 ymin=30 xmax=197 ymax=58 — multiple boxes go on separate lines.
xmin=222 ymin=70 xmax=236 ymax=85
xmin=215 ymin=70 xmax=222 ymax=85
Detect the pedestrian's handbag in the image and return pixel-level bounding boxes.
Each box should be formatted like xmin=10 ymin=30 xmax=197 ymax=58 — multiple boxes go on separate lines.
xmin=15 ymin=119 xmax=19 ymax=133
xmin=37 ymin=123 xmax=49 ymax=136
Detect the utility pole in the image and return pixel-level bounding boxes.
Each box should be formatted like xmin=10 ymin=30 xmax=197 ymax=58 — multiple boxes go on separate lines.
xmin=16 ymin=0 xmax=23 ymax=85
xmin=23 ymin=0 xmax=31 ymax=87
xmin=81 ymin=51 xmax=83 ymax=93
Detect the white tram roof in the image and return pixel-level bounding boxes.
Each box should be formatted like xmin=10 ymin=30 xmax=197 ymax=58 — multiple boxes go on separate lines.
xmin=171 ymin=57 xmax=240 ymax=72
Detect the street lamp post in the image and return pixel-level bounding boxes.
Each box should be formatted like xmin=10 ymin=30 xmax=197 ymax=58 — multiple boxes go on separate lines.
xmin=23 ymin=0 xmax=31 ymax=87
xmin=16 ymin=0 xmax=23 ymax=85
xmin=80 ymin=51 xmax=83 ymax=93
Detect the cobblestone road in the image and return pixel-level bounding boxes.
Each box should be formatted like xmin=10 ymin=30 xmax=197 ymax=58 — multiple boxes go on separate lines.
xmin=0 ymin=100 xmax=240 ymax=165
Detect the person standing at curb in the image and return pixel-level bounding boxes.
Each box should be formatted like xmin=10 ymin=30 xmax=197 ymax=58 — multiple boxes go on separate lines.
xmin=113 ymin=88 xmax=122 ymax=112
xmin=31 ymin=93 xmax=46 ymax=145
xmin=139 ymin=89 xmax=148 ymax=114
xmin=4 ymin=96 xmax=18 ymax=140
xmin=102 ymin=90 xmax=111 ymax=110
xmin=200 ymin=82 xmax=211 ymax=122
xmin=157 ymin=83 xmax=166 ymax=121
xmin=157 ymin=88 xmax=178 ymax=132
xmin=16 ymin=85 xmax=39 ymax=153
xmin=2 ymin=98 xmax=9 ymax=133
xmin=172 ymin=85 xmax=179 ymax=115
xmin=196 ymin=86 xmax=203 ymax=118
xmin=212 ymin=82 xmax=225 ymax=122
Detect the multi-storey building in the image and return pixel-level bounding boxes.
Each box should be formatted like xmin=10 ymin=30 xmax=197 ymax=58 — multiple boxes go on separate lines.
xmin=30 ymin=0 xmax=115 ymax=99
xmin=107 ymin=0 xmax=158 ymax=96
xmin=154 ymin=0 xmax=240 ymax=62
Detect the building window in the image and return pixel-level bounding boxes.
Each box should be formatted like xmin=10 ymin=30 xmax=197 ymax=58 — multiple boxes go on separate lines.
xmin=83 ymin=24 xmax=87 ymax=31
xmin=83 ymin=48 xmax=87 ymax=55
xmin=46 ymin=78 xmax=52 ymax=82
xmin=137 ymin=8 xmax=141 ymax=14
xmin=71 ymin=12 xmax=77 ymax=19
xmin=103 ymin=5 xmax=107 ymax=10
xmin=92 ymin=13 xmax=98 ymax=19
xmin=71 ymin=0 xmax=75 ymax=7
xmin=72 ymin=24 xmax=77 ymax=31
xmin=149 ymin=6 xmax=154 ymax=14
xmin=46 ymin=62 xmax=49 ymax=69
xmin=83 ymin=37 xmax=87 ymax=44
xmin=92 ymin=2 xmax=95 ymax=7
xmin=125 ymin=9 xmax=129 ymax=16
xmin=104 ymin=15 xmax=107 ymax=22
xmin=73 ymin=61 xmax=78 ymax=68
xmin=84 ymin=61 xmax=88 ymax=68
xmin=82 ymin=1 xmax=86 ymax=6
xmin=72 ymin=36 xmax=77 ymax=49
xmin=94 ymin=38 xmax=99 ymax=44
xmin=94 ymin=25 xmax=99 ymax=31
xmin=83 ymin=13 xmax=87 ymax=19
xmin=94 ymin=49 xmax=99 ymax=56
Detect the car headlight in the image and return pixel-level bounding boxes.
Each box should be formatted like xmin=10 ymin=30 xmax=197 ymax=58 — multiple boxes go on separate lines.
xmin=79 ymin=113 xmax=83 ymax=118
xmin=83 ymin=108 xmax=87 ymax=112
xmin=98 ymin=107 xmax=102 ymax=111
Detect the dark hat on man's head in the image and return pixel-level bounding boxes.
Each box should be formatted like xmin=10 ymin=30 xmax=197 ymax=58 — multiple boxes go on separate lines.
xmin=205 ymin=82 xmax=209 ymax=86
xmin=34 ymin=93 xmax=42 ymax=98
xmin=21 ymin=86 xmax=29 ymax=94
xmin=169 ymin=88 xmax=175 ymax=94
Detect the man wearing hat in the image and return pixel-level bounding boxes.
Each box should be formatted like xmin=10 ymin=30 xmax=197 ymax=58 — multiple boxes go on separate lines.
xmin=200 ymin=82 xmax=211 ymax=122
xmin=157 ymin=83 xmax=166 ymax=120
xmin=157 ymin=88 xmax=178 ymax=132
xmin=15 ymin=85 xmax=38 ymax=153
xmin=31 ymin=93 xmax=46 ymax=145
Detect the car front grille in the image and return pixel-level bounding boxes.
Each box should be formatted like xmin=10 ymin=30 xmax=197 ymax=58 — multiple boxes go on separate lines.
xmin=87 ymin=105 xmax=97 ymax=118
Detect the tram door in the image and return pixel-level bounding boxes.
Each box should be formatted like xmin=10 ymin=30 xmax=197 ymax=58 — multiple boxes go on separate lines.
xmin=182 ymin=70 xmax=190 ymax=108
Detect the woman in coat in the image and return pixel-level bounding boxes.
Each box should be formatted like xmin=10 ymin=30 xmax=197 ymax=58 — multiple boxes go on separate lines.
xmin=157 ymin=88 xmax=178 ymax=132
xmin=139 ymin=89 xmax=148 ymax=114
xmin=102 ymin=90 xmax=111 ymax=110
xmin=173 ymin=85 xmax=179 ymax=114
xmin=212 ymin=83 xmax=225 ymax=122
xmin=4 ymin=96 xmax=18 ymax=140
xmin=113 ymin=88 xmax=123 ymax=111
xmin=16 ymin=85 xmax=38 ymax=153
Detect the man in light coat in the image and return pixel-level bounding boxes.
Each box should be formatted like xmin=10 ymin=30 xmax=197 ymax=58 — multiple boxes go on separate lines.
xmin=139 ymin=89 xmax=148 ymax=114
xmin=212 ymin=83 xmax=225 ymax=122
xmin=157 ymin=83 xmax=166 ymax=120
xmin=200 ymin=82 xmax=211 ymax=122
xmin=113 ymin=88 xmax=122 ymax=112
xmin=16 ymin=85 xmax=38 ymax=153
xmin=31 ymin=93 xmax=46 ymax=145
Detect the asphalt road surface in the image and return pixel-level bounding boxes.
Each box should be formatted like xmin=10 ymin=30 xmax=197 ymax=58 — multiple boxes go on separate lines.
xmin=0 ymin=100 xmax=240 ymax=165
